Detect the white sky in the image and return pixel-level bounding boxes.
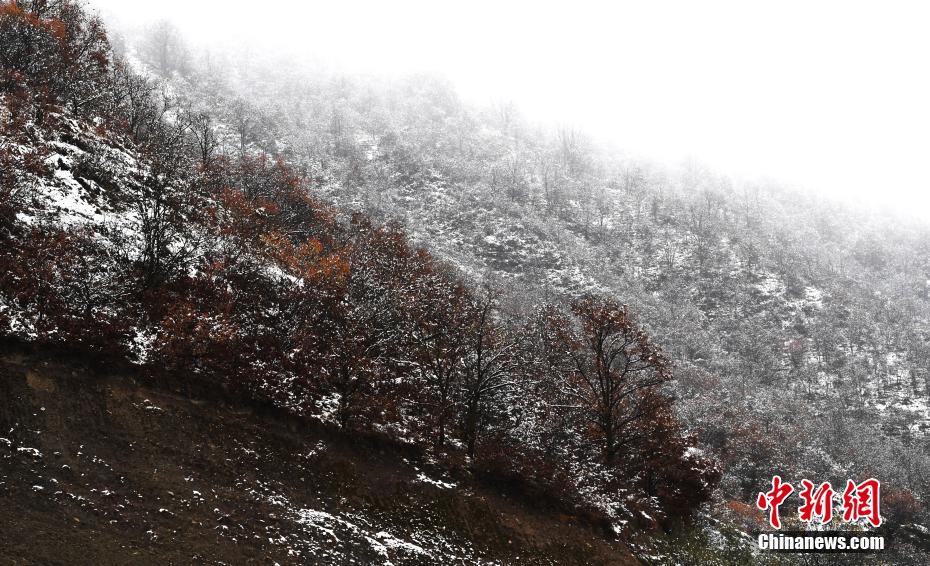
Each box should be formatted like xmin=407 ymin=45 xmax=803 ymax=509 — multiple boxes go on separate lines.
xmin=90 ymin=0 xmax=930 ymax=220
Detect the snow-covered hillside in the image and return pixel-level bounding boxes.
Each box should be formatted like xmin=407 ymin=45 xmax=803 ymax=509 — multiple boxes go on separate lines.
xmin=3 ymin=1 xmax=930 ymax=563
xmin=129 ymin=31 xmax=930 ymax=509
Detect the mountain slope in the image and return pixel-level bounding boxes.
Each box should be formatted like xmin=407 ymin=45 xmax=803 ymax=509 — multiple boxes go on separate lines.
xmin=0 ymin=341 xmax=644 ymax=565
xmin=4 ymin=2 xmax=929 ymax=562
xmin=136 ymin=35 xmax=930 ymax=511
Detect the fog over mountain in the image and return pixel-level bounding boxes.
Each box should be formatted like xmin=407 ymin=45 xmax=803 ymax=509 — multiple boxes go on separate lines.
xmin=91 ymin=0 xmax=930 ymax=220
xmin=2 ymin=1 xmax=929 ymax=564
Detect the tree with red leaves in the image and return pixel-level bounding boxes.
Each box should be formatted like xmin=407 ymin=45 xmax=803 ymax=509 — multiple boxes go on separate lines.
xmin=548 ymin=294 xmax=673 ymax=466
xmin=0 ymin=1 xmax=109 ymax=117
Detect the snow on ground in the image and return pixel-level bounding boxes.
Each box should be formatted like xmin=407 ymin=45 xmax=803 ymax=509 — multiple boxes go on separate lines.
xmin=253 ymin=482 xmax=500 ymax=565
xmin=415 ymin=472 xmax=456 ymax=490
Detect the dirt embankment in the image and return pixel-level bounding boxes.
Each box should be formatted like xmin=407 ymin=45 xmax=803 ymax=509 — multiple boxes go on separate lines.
xmin=0 ymin=343 xmax=639 ymax=565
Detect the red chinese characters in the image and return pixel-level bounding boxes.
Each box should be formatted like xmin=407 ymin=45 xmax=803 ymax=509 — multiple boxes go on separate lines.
xmin=842 ymin=478 xmax=882 ymax=528
xmin=757 ymin=475 xmax=794 ymax=529
xmin=758 ymin=476 xmax=882 ymax=529
xmin=798 ymin=479 xmax=834 ymax=524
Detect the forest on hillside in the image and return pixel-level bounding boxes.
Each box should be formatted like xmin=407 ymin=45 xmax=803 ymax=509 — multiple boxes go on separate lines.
xmin=1 ymin=0 xmax=717 ymax=530
xmin=3 ymin=1 xmax=930 ymax=563
xmin=113 ymin=3 xmax=930 ymax=517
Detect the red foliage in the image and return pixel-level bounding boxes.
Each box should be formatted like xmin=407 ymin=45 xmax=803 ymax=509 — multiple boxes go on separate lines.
xmin=881 ymin=487 xmax=920 ymax=530
xmin=0 ymin=0 xmax=721 ymax=525
xmin=0 ymin=1 xmax=111 ymax=116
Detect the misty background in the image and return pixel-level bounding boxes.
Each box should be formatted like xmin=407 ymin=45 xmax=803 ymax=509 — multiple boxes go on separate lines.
xmin=91 ymin=0 xmax=930 ymax=220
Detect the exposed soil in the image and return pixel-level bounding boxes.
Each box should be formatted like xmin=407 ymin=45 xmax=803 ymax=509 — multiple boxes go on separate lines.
xmin=0 ymin=342 xmax=640 ymax=565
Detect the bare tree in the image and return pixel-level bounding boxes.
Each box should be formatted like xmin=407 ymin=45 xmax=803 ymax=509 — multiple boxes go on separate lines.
xmin=460 ymin=287 xmax=518 ymax=458
xmin=143 ymin=20 xmax=188 ymax=77
xmin=186 ymin=109 xmax=219 ymax=168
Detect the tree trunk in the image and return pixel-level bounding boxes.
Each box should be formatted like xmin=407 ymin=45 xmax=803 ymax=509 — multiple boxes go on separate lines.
xmin=464 ymin=397 xmax=479 ymax=458
xmin=604 ymin=420 xmax=615 ymax=466
xmin=436 ymin=382 xmax=447 ymax=449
